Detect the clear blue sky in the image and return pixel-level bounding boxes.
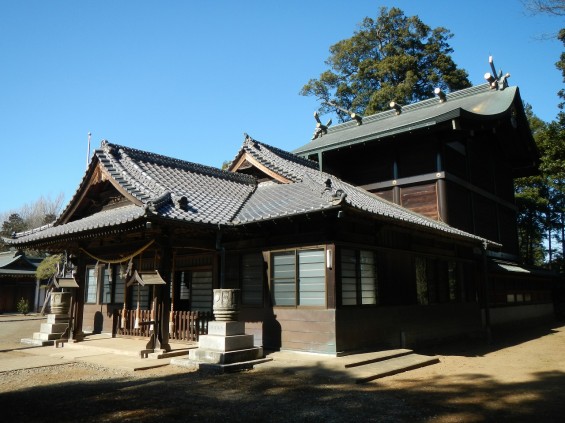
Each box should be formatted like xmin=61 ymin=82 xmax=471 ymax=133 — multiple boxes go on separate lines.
xmin=0 ymin=0 xmax=562 ymax=215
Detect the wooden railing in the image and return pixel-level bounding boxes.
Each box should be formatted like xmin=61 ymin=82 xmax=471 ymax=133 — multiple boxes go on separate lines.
xmin=113 ymin=308 xmax=212 ymax=342
xmin=169 ymin=310 xmax=212 ymax=342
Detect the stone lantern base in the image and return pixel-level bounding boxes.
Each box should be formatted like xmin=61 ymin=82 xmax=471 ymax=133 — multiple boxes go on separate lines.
xmin=172 ymin=289 xmax=271 ymax=372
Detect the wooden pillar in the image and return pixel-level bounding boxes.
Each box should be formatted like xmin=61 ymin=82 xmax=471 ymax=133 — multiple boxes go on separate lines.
xmin=437 ymin=179 xmax=448 ymax=223
xmin=157 ymin=238 xmax=172 ymax=352
xmin=74 ymin=254 xmax=86 ymax=340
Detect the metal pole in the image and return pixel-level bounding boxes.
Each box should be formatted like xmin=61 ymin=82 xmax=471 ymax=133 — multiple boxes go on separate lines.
xmin=86 ymin=132 xmax=91 ymax=169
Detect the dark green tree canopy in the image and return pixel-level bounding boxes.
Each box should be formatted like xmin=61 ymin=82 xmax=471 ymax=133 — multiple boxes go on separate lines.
xmin=1 ymin=213 xmax=26 ymax=237
xmin=300 ymin=7 xmax=471 ymax=120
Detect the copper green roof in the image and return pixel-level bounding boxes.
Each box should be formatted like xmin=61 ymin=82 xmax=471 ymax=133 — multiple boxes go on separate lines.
xmin=293 ymin=84 xmax=530 ymax=156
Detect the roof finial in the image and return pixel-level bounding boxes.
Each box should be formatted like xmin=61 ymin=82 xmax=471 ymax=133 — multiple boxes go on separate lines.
xmin=311 ymin=112 xmax=332 ymax=140
xmin=484 ymin=56 xmax=510 ymax=90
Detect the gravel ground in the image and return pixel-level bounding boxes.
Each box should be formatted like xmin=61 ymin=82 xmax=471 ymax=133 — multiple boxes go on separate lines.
xmin=1 ymin=315 xmax=565 ymax=422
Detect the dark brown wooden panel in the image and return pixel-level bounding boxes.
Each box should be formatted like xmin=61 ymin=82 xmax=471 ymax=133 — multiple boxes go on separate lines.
xmin=400 ymin=183 xmax=438 ymax=220
xmin=372 ymin=188 xmax=394 ymax=203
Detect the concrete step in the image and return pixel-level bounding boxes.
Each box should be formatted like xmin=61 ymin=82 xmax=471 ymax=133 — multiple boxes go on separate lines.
xmin=346 ymin=353 xmax=440 ymax=384
xmin=340 ymin=348 xmax=414 ymax=368
xmin=21 ymin=337 xmax=54 ymax=346
xmin=32 ymin=332 xmax=64 ymax=341
xmin=172 ymin=356 xmax=273 ymax=373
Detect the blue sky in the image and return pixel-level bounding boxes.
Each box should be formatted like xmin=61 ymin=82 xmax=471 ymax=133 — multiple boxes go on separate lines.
xmin=0 ymin=1 xmax=562 ymax=215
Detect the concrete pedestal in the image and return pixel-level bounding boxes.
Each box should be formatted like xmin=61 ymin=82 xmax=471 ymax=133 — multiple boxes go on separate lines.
xmin=21 ymin=314 xmax=69 ymax=346
xmin=172 ymin=321 xmax=270 ymax=372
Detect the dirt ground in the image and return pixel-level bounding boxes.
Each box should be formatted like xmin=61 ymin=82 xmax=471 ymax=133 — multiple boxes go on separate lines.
xmin=1 ymin=316 xmax=565 ymax=422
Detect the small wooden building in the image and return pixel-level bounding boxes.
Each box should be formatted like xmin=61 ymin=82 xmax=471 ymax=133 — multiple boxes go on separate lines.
xmin=6 ymin=82 xmax=557 ymax=354
xmin=0 ymin=250 xmax=40 ymax=313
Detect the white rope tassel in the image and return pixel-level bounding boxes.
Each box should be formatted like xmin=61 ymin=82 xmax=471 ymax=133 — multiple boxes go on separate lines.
xmin=134 ymin=286 xmax=140 ymax=329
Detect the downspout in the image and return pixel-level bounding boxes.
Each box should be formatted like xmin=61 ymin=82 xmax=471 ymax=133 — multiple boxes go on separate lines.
xmin=482 ymin=240 xmax=492 ymax=343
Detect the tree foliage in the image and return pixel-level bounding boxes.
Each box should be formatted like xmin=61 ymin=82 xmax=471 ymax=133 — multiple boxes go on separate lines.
xmin=36 ymin=254 xmax=63 ymax=280
xmin=514 ymin=2 xmax=565 ymax=269
xmin=523 ymin=0 xmax=565 ymax=16
xmin=300 ymin=7 xmax=471 ymax=120
xmin=0 ymin=193 xmax=64 ymax=253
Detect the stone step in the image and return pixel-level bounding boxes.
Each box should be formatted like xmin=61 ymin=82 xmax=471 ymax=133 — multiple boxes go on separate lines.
xmin=40 ymin=322 xmax=69 ymax=334
xmin=346 ymin=353 xmax=440 ymax=384
xmin=340 ymin=348 xmax=414 ymax=368
xmin=171 ymin=356 xmax=273 ymax=373
xmin=32 ymin=332 xmax=65 ymax=341
xmin=46 ymin=314 xmax=69 ymax=324
xmin=189 ymin=346 xmax=264 ymax=364
xmin=198 ymin=333 xmax=254 ymax=352
xmin=20 ymin=337 xmax=54 ymax=346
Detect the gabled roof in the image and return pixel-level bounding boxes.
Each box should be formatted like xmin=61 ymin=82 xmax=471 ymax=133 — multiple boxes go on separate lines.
xmin=229 ymin=134 xmax=319 ymax=183
xmin=8 ymin=137 xmax=495 ymax=247
xmin=57 ymin=141 xmax=257 ymax=226
xmin=232 ymin=137 xmax=495 ymax=246
xmin=0 ymin=250 xmax=38 ymax=278
xmin=294 ymin=84 xmax=534 ymax=158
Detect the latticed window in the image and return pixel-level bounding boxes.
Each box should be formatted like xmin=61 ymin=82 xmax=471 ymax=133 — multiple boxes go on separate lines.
xmin=99 ymin=265 xmax=126 ymax=305
xmin=271 ymin=248 xmax=326 ymax=307
xmin=340 ymin=249 xmax=378 ymax=306
xmin=85 ymin=267 xmax=97 ymax=304
xmin=416 ymin=257 xmax=460 ymax=305
xmin=241 ymin=252 xmax=264 ymax=306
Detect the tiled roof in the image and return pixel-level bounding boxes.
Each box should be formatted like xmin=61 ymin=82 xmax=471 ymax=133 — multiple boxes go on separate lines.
xmin=234 ymin=179 xmax=337 ymax=223
xmin=9 ymin=135 xmax=492 ymax=247
xmin=294 ymin=84 xmax=521 ymax=155
xmin=234 ymin=137 xmax=492 ymax=245
xmin=95 ymin=142 xmax=257 ymax=224
xmin=231 ymin=135 xmax=319 ymax=182
xmin=9 ymin=204 xmax=147 ymax=244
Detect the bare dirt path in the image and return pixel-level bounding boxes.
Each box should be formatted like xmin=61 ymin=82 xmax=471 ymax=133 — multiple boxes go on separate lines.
xmin=1 ymin=316 xmax=564 ymax=422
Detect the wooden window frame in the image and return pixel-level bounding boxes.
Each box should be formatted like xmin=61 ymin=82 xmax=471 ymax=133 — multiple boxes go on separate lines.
xmin=339 ymin=248 xmax=379 ymax=307
xmin=269 ymin=246 xmax=327 ymax=308
xmin=84 ymin=266 xmax=98 ymax=304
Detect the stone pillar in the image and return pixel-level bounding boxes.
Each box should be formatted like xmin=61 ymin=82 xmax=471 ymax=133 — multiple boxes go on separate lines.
xmin=178 ymin=288 xmax=268 ymax=371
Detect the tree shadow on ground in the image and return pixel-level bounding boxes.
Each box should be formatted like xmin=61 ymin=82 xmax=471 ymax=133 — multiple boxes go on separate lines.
xmin=419 ymin=319 xmax=564 ymax=358
xmin=2 ymin=320 xmax=564 ymax=422
xmin=1 ymin=361 xmax=564 ymax=422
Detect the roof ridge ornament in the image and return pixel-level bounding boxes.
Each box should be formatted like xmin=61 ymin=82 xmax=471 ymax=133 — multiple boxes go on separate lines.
xmin=324 ymin=101 xmax=363 ymax=125
xmin=389 ymin=101 xmax=402 ymax=115
xmin=311 ymin=112 xmax=332 ymax=140
xmin=434 ymin=87 xmax=447 ymax=103
xmin=484 ymin=56 xmax=510 ymax=90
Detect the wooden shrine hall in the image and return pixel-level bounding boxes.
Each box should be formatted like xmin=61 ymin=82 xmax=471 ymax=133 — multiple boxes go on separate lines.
xmin=6 ymin=80 xmax=558 ymax=355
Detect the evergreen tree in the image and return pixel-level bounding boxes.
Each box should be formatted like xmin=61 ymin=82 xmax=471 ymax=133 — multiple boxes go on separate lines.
xmin=300 ymin=7 xmax=471 ymax=121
